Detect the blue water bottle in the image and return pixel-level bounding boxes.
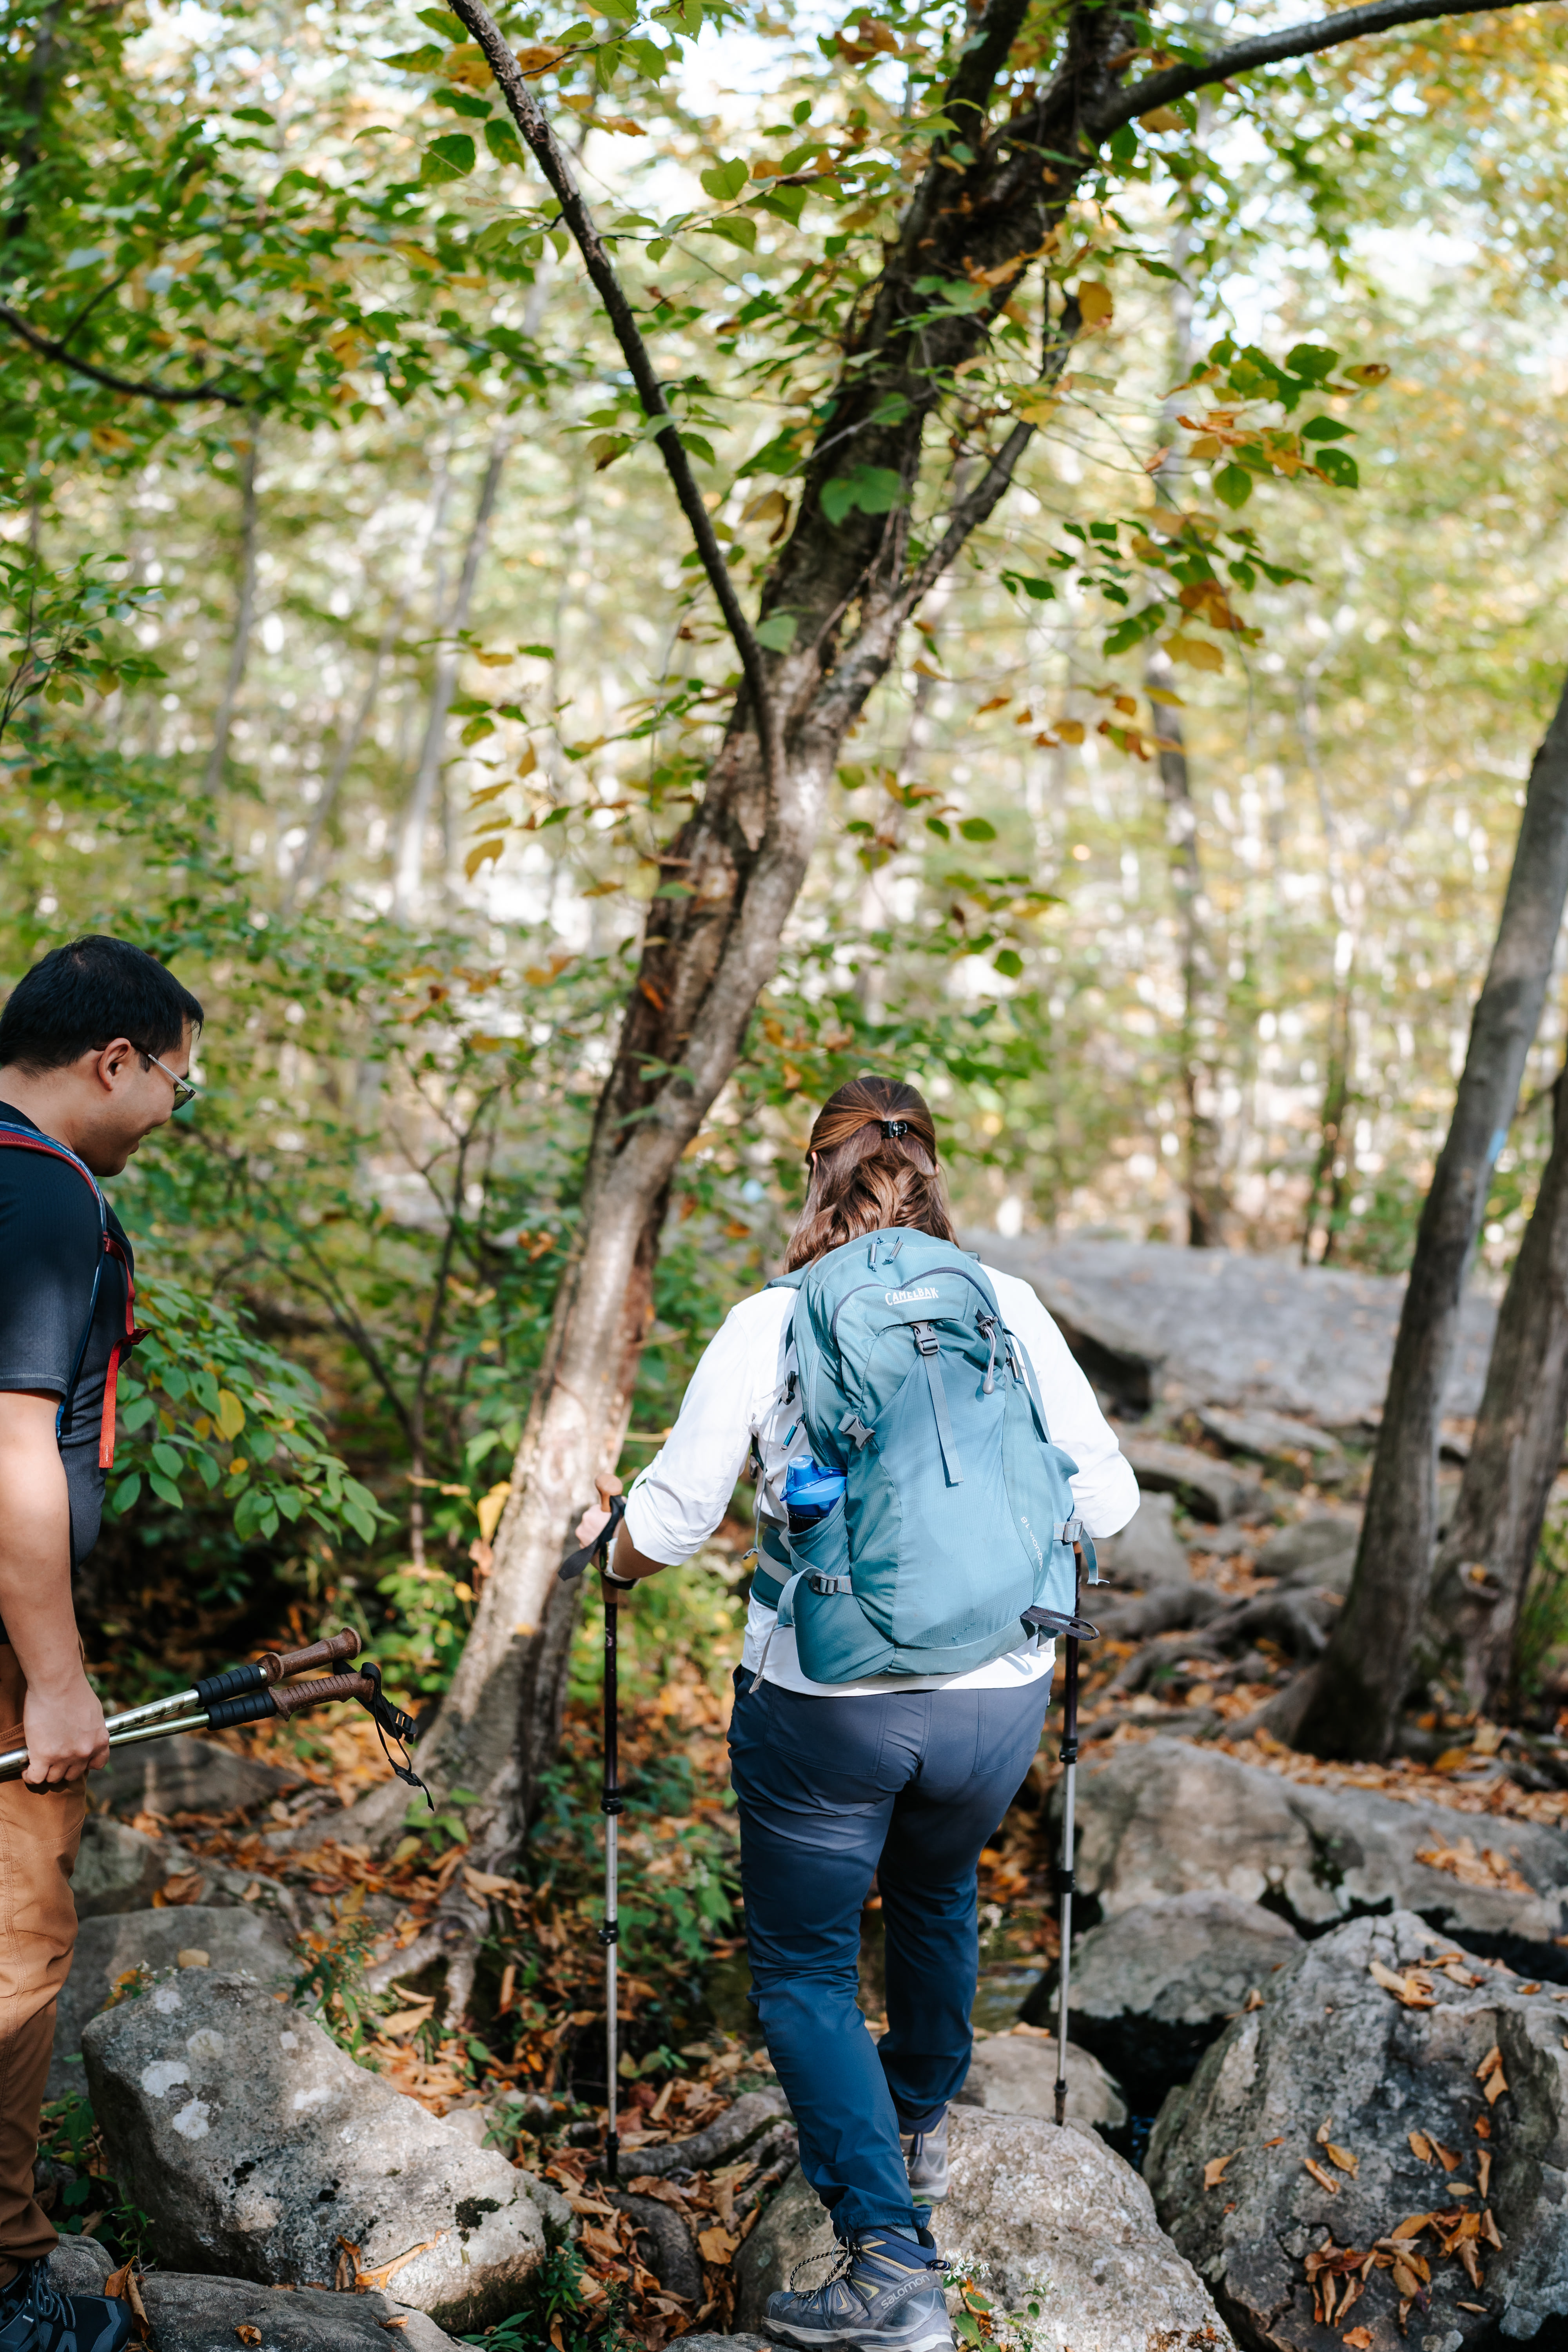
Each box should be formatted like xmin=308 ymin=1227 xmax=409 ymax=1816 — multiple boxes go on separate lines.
xmin=784 ymin=1459 xmax=846 ymax=1532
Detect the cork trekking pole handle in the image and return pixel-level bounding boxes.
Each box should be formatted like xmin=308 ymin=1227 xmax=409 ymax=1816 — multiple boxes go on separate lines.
xmin=266 ymin=1671 xmax=376 ymax=1720
xmin=259 ymin=1629 xmax=363 ymax=1684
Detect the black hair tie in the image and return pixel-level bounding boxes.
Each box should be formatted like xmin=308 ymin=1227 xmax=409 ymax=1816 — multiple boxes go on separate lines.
xmin=880 ymin=1119 xmax=909 ymax=1139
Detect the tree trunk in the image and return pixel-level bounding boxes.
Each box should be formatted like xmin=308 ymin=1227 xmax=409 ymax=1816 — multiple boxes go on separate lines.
xmin=1426 ymin=1059 xmax=1568 ymax=1715
xmin=202 ymin=425 xmax=261 ymax=796
xmin=392 ymin=426 xmax=512 ymax=917
xmin=1148 ymin=181 xmax=1229 ymax=1247
xmin=282 ymin=444 xmax=456 ymax=911
xmin=1291 ymin=665 xmax=1568 ymax=1760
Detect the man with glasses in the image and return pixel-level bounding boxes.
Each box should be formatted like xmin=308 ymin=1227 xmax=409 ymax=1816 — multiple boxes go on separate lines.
xmin=0 ymin=935 xmax=202 ymax=2352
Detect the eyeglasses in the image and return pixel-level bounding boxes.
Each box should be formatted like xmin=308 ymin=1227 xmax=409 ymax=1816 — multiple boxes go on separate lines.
xmin=130 ymin=1044 xmax=199 ymax=1111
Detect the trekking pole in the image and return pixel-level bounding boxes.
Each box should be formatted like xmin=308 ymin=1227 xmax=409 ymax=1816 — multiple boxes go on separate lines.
xmin=0 ymin=1633 xmax=428 ymax=1801
xmin=1024 ymin=1559 xmax=1100 ymax=2129
xmin=559 ymin=1474 xmax=628 ymax=2184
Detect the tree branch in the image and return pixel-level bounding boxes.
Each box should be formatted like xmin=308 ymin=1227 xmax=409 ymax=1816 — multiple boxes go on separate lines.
xmin=1098 ymin=0 xmax=1542 ymax=136
xmin=443 ymin=0 xmax=782 ymax=796
xmin=0 ymin=302 xmax=250 ymax=406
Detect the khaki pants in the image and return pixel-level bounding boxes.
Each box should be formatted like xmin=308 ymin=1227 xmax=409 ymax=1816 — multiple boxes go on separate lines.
xmin=0 ymin=1642 xmax=83 ymax=2266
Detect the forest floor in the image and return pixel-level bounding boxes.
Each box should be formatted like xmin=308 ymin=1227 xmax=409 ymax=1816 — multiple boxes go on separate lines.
xmin=64 ymin=1508 xmax=1568 ymax=2345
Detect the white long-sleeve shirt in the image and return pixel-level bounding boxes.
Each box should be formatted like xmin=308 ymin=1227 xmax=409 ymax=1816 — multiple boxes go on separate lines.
xmin=625 ymin=1262 xmax=1138 ymax=1697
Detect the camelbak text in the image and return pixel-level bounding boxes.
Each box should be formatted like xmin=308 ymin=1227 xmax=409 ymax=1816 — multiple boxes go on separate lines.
xmin=886 ymin=1286 xmax=938 ymax=1305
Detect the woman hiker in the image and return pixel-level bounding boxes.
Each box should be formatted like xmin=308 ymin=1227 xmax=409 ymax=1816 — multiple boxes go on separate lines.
xmin=573 ymin=1075 xmax=1137 ymax=2352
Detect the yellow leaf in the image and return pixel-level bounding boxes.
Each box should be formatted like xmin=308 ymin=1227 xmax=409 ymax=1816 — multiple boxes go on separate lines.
xmin=514 ymin=42 xmax=565 ymax=74
xmin=469 ymin=778 xmax=512 ymax=808
xmin=975 ymin=694 xmax=1012 ymax=714
xmin=1076 ymin=280 xmax=1114 ymax=328
xmin=595 ymin=114 xmax=645 ymax=135
xmin=1344 ymin=362 xmax=1391 ymax=385
xmin=697 ymin=2227 xmax=737 ymax=2264
xmin=1325 ymin=2143 xmax=1359 ymax=2176
xmin=215 ymin=1389 xmax=246 ymax=1441
xmin=1138 ymin=104 xmax=1183 ymax=130
xmin=1188 ymin=434 xmax=1223 ymax=459
xmin=90 ymin=425 xmax=135 ymax=455
xmin=1012 ymin=391 xmax=1058 ymax=427
xmin=1056 ymin=718 xmax=1086 ymax=743
xmin=463 ymin=1867 xmax=517 ymax=1897
xmin=1165 ymin=633 xmax=1223 ymax=673
xmin=477 ymin=1481 xmax=510 ymax=1545
xmin=466 ymin=838 xmax=506 ymax=880
xmin=517 ymin=742 xmax=539 ymax=779
xmin=1408 ymin=2131 xmax=1434 ymax=2163
xmin=440 ymin=42 xmax=491 ymax=86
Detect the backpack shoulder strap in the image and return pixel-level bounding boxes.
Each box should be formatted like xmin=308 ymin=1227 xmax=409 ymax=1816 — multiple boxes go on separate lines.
xmin=0 ymin=1122 xmax=134 ymax=1467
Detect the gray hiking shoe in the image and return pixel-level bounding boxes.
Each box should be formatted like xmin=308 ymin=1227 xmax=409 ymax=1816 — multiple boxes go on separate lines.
xmin=902 ymin=2109 xmax=949 ymax=2203
xmin=766 ymin=2228 xmax=953 ymax=2352
xmin=0 ymin=2258 xmax=133 ymax=2352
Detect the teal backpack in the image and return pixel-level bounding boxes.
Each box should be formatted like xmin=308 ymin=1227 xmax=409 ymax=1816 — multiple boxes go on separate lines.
xmin=749 ymin=1226 xmax=1098 ymax=1684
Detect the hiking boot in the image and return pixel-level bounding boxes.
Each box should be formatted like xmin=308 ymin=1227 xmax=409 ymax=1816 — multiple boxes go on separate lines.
xmin=0 ymin=2256 xmax=133 ymax=2352
xmin=766 ymin=2227 xmax=954 ymax=2352
xmin=901 ymin=2109 xmax=949 ymax=2203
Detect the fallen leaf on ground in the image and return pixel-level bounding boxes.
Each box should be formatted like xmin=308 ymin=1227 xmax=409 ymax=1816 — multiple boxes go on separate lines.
xmin=1203 ymin=2151 xmax=1240 ymax=2189
xmin=1303 ymin=2158 xmax=1340 ymax=2195
xmin=1386 ymin=2216 xmax=1432 ymax=2240
xmin=1432 ymin=2140 xmax=1461 ymax=2172
xmin=697 ymin=2226 xmax=737 ymax=2264
xmin=1408 ymin=2130 xmax=1434 ymax=2162
xmin=1369 ymin=1958 xmax=1435 ymax=2007
xmin=234 ymin=2332 xmax=262 ymax=2347
xmin=1343 ymin=2329 xmax=1373 ymax=2348
xmin=1481 ymin=2208 xmax=1502 ymax=2249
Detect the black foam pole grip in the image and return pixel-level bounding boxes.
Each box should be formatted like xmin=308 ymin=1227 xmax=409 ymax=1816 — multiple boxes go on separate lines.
xmin=204 ymin=1690 xmax=280 ymax=1732
xmin=194 ymin=1662 xmax=269 ymax=1708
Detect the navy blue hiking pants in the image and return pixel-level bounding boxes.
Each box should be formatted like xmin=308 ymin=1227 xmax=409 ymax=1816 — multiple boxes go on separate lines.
xmin=727 ymin=1669 xmax=1052 ymax=2239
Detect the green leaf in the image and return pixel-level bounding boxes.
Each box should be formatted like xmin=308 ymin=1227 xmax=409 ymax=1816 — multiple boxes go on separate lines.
xmin=753 ymin=612 xmax=798 ymax=652
xmin=112 ymin=1473 xmax=142 ymax=1511
xmin=1285 ymin=341 xmax=1339 ymax=383
xmin=421 ymin=132 xmax=477 ymax=183
xmin=754 ymin=184 xmax=806 ymax=225
xmin=484 ymin=118 xmax=523 ymax=163
xmin=695 ymin=215 xmax=756 ymax=253
xmin=1314 ymin=446 xmax=1359 ymax=488
xmin=415 ymin=6 xmax=463 ymax=31
xmin=151 ymin=1441 xmax=183 ymax=1479
xmin=231 ymin=105 xmax=276 ymax=125
xmin=994 ymin=947 xmax=1024 ymax=978
xmin=1301 ymin=415 xmax=1353 ymax=441
xmin=1001 ymin=570 xmax=1055 ymax=602
xmin=1107 ymin=122 xmax=1138 ymax=167
xmin=820 ymin=465 xmax=904 ymax=526
xmin=383 ymin=44 xmax=446 ymax=70
xmin=149 ymin=1472 xmax=182 ymax=1508
xmin=1212 ymin=463 xmax=1253 ymax=510
xmin=958 ymin=817 xmax=996 ymax=842
xmin=699 ymin=158 xmax=749 ymax=203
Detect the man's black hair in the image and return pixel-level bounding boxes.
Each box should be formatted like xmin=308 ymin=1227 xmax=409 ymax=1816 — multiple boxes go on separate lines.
xmin=0 ymin=935 xmax=204 ymax=1072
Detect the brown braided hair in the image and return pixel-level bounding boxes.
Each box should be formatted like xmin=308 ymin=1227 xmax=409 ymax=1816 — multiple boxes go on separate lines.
xmin=782 ymin=1075 xmax=958 ymax=1271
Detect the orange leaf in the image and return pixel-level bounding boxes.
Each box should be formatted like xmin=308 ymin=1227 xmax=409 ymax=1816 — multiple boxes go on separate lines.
xmin=1303 ymin=2158 xmax=1340 ymax=2196
xmin=1343 ymin=2331 xmax=1373 ymax=2350
xmin=1325 ymin=2143 xmax=1359 ymax=2177
xmin=1203 ymin=2150 xmax=1239 ymax=2189
xmin=1408 ymin=2131 xmax=1434 ymax=2163
xmin=1076 ymin=280 xmax=1113 ymax=328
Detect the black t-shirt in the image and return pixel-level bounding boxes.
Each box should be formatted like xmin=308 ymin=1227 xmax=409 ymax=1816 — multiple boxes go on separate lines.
xmin=0 ymin=1101 xmax=134 ymax=1566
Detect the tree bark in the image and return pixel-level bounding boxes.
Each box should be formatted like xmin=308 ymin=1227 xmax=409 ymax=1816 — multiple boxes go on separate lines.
xmin=1292 ymin=665 xmax=1568 ymax=1759
xmin=393 ymin=425 xmax=512 ymax=916
xmin=201 ymin=425 xmax=261 ymax=796
xmin=1426 ymin=1060 xmax=1568 ymax=1715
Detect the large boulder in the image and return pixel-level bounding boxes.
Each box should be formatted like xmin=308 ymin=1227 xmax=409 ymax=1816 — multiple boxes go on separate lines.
xmin=46 ymin=2238 xmax=462 ymax=2347
xmin=72 ymin=1813 xmax=296 ymax=1924
xmin=1253 ymin=1510 xmax=1361 ymax=1594
xmin=1024 ymin=1893 xmax=1301 ymax=2098
xmin=82 ymin=1969 xmax=556 ymax=2333
xmin=735 ymin=2109 xmax=1232 ymax=2351
xmin=1146 ymin=1909 xmax=1568 ymax=2349
xmin=958 ymin=2027 xmax=1127 ymax=2133
xmin=1116 ymin=1435 xmax=1261 ymax=1526
xmin=93 ymin=1734 xmax=304 ymax=1821
xmin=49 ymin=1907 xmax=295 ymax=2098
xmin=978 ymin=1233 xmax=1497 ymax=1425
xmin=1094 ymin=1490 xmax=1192 ymax=1591
xmin=1068 ymin=1736 xmax=1568 ymax=1977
